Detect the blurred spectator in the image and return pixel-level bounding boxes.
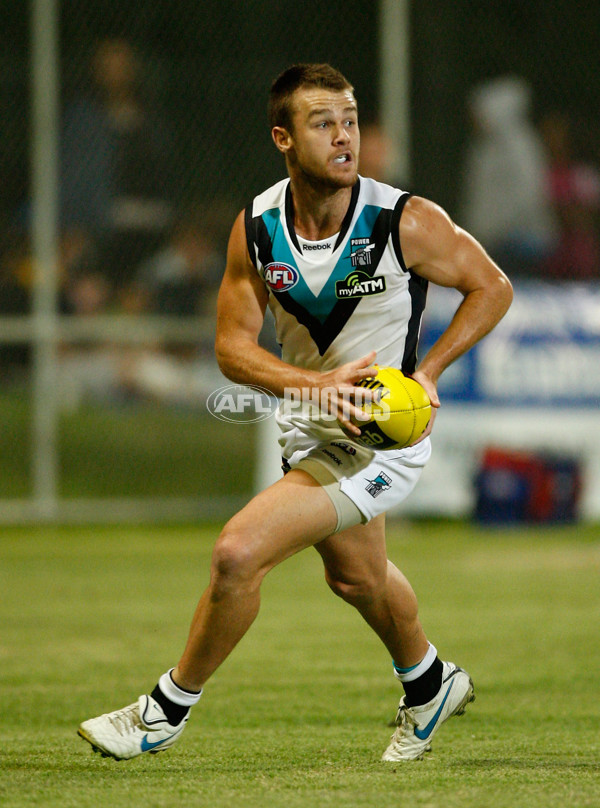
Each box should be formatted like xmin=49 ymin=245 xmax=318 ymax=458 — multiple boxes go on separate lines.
xmin=128 ymin=208 xmax=223 ymax=318
xmin=62 ymin=269 xmax=112 ymax=317
xmin=359 ymin=122 xmax=395 ymax=183
xmin=58 ymin=227 xmax=110 ymax=314
xmin=358 ymin=121 xmax=408 ymax=188
xmin=459 ymin=76 xmax=557 ymax=278
xmin=60 ymin=37 xmax=174 ymax=297
xmin=113 ymin=209 xmax=226 ymax=405
xmin=56 ymin=207 xmax=229 ymax=410
xmin=54 ymin=39 xmax=180 ymax=406
xmin=0 ymin=230 xmax=30 ymax=376
xmin=539 ymin=112 xmax=600 ymax=281
xmin=0 ymin=226 xmax=109 ymax=380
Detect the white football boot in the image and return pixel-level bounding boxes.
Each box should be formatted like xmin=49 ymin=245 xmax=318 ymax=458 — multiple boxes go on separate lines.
xmin=382 ymin=661 xmax=475 ymax=761
xmin=78 ymin=694 xmax=188 ymax=760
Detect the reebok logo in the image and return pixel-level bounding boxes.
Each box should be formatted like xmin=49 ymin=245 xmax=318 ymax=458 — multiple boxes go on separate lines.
xmin=302 ymin=243 xmax=332 ymax=251
xmin=320 ymin=448 xmax=342 ymax=466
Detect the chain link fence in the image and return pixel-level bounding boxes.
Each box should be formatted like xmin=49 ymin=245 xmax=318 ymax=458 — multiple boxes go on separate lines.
xmin=0 ymin=1 xmax=598 ymax=521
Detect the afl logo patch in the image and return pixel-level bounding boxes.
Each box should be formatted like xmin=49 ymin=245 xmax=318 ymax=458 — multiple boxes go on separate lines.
xmin=264 ymin=262 xmax=299 ymax=292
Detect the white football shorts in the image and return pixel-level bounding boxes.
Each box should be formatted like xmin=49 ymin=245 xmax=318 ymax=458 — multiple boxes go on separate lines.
xmin=284 ymin=436 xmax=432 ymax=532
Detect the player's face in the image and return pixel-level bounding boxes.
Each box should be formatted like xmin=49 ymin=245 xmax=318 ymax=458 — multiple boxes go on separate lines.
xmin=277 ymin=87 xmax=360 ymax=189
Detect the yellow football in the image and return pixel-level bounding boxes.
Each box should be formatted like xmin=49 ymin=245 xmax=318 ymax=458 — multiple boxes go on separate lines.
xmin=350 ymin=366 xmax=431 ymax=450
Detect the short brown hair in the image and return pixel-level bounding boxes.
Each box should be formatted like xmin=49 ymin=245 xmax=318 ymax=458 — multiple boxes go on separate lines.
xmin=268 ymin=63 xmax=354 ymax=132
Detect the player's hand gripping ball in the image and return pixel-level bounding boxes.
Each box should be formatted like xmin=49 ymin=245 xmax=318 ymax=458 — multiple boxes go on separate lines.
xmin=349 ymin=366 xmax=431 ymax=450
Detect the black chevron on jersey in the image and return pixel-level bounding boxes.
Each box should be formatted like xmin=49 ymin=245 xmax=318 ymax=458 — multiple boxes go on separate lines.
xmin=251 ymin=205 xmax=395 ymax=356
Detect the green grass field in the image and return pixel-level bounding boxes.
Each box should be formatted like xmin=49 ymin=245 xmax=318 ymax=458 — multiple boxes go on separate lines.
xmin=0 ymin=391 xmax=256 ymax=499
xmin=1 ymin=520 xmax=599 ymax=807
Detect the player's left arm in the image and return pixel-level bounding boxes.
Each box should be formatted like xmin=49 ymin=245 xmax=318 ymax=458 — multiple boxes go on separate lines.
xmin=400 ymin=195 xmax=513 ymax=435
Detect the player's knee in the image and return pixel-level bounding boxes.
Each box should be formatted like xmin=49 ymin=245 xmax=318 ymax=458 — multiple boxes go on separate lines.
xmin=324 ymin=568 xmax=381 ymax=604
xmin=210 ymin=528 xmax=264 ymax=593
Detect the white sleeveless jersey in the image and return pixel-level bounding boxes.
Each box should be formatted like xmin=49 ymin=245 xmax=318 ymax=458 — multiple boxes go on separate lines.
xmin=244 ymin=176 xmax=429 ymax=453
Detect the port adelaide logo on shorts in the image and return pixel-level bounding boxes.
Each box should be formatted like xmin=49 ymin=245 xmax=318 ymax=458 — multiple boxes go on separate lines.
xmin=335 ymin=238 xmax=386 ymax=299
xmin=365 ymin=471 xmax=392 ymax=498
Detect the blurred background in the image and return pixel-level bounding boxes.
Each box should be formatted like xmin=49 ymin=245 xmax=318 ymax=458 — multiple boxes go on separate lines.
xmin=0 ymin=0 xmax=599 ymax=524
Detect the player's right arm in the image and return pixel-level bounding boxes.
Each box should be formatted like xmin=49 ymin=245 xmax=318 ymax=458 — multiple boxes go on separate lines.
xmin=215 ymin=211 xmax=376 ymax=434
xmin=215 ymin=210 xmax=273 ymax=385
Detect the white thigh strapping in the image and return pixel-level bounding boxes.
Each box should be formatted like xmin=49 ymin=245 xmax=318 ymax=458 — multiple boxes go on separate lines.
xmin=287 ymin=437 xmax=431 ymax=523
